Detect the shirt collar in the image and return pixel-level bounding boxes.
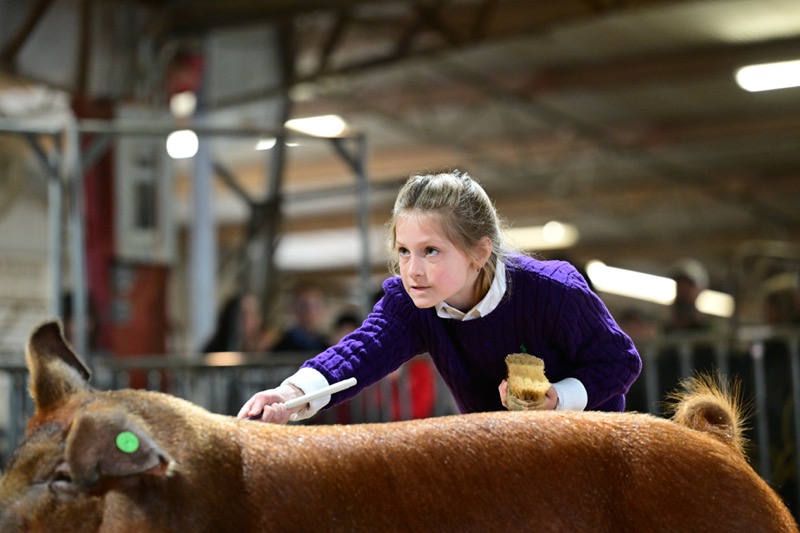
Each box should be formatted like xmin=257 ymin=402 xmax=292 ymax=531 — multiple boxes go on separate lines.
xmin=435 ymin=260 xmax=507 ymax=321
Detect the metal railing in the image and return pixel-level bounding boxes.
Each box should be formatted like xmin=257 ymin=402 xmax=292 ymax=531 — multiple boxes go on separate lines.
xmin=3 ymin=329 xmax=800 ymax=519
xmin=624 ymin=326 xmax=800 ymax=519
xmin=0 ymin=351 xmax=458 ymax=467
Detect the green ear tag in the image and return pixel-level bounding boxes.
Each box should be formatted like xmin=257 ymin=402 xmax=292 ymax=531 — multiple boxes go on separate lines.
xmin=116 ymin=431 xmax=140 ymax=454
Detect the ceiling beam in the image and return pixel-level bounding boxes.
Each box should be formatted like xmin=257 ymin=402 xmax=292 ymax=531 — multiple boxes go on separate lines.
xmin=204 ymin=0 xmax=679 ymax=109
xmin=293 ymin=37 xmax=800 ymax=115
xmin=0 ymin=0 xmax=55 ymax=70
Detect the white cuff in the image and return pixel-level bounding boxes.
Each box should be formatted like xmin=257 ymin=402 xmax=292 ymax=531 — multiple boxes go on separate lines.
xmin=552 ymin=377 xmax=588 ymax=411
xmin=282 ymin=367 xmax=330 ymax=421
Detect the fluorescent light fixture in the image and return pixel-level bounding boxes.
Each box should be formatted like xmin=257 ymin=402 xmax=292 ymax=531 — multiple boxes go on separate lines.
xmin=285 ymin=114 xmax=347 ymax=137
xmin=503 ymin=221 xmax=579 ymax=250
xmin=696 ymin=290 xmax=735 ymax=318
xmin=276 ymin=227 xmax=387 ymax=270
xmin=585 ymin=260 xmax=735 ymax=318
xmin=586 ymin=261 xmax=676 ymax=304
xmin=254 ymin=137 xmax=303 ymax=150
xmin=735 ymin=59 xmax=800 ymax=92
xmin=169 ymin=91 xmax=197 ymax=117
xmin=255 ymin=137 xmax=276 ymax=150
xmin=255 ymin=115 xmax=348 ymax=151
xmin=166 ymin=129 xmax=198 ymax=159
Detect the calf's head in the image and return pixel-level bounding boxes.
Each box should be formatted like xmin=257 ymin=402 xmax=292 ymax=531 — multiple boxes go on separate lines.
xmin=0 ymin=321 xmax=174 ymax=532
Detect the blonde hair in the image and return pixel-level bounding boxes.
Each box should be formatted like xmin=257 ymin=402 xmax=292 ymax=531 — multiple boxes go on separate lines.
xmin=386 ymin=170 xmax=507 ymax=296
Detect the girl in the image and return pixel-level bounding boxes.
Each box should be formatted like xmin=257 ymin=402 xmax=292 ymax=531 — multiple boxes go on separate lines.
xmin=238 ymin=171 xmax=641 ymax=423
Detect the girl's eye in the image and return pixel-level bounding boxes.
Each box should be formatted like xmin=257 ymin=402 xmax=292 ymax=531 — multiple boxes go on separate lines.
xmin=425 ymin=247 xmax=439 ymax=256
xmin=398 ymin=247 xmax=410 ymax=257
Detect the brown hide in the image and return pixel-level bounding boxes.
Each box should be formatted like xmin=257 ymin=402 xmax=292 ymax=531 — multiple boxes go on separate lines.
xmin=0 ymin=320 xmax=797 ymax=533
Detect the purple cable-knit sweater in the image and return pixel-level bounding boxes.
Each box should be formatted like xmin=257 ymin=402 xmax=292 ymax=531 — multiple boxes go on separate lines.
xmin=302 ymin=255 xmax=641 ymax=413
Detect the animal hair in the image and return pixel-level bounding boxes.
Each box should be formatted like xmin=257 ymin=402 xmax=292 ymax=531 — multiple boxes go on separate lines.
xmin=664 ymin=373 xmax=748 ymax=455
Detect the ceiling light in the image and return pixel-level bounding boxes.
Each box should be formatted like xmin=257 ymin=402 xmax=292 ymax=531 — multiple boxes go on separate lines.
xmin=502 ymin=222 xmax=579 ymax=250
xmin=695 ymin=290 xmax=735 ymax=318
xmin=255 ymin=137 xmax=276 ymax=150
xmin=735 ymin=59 xmax=800 ymax=92
xmin=169 ymin=91 xmax=197 ymax=117
xmin=166 ymin=129 xmax=198 ymax=159
xmin=586 ymin=261 xmax=675 ymax=304
xmin=289 ymin=83 xmax=318 ymax=102
xmin=285 ymin=114 xmax=347 ymax=137
xmin=585 ymin=261 xmax=735 ymax=318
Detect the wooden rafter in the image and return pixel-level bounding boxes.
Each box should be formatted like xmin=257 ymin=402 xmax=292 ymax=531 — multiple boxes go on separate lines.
xmin=0 ymin=0 xmax=56 ymax=69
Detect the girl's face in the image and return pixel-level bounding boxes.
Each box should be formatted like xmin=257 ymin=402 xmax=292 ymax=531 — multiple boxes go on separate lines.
xmin=395 ymin=213 xmax=484 ymax=311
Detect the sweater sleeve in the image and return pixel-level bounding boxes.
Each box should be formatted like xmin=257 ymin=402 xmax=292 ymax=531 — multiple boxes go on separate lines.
xmin=544 ymin=264 xmax=641 ymax=409
xmin=299 ymin=277 xmax=426 ymax=408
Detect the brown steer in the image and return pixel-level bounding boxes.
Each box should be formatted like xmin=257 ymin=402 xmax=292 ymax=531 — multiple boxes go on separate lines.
xmin=0 ymin=320 xmax=797 ymax=532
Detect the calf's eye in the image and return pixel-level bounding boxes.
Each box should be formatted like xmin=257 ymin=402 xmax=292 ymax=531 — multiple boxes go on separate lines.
xmin=49 ymin=463 xmax=75 ymax=492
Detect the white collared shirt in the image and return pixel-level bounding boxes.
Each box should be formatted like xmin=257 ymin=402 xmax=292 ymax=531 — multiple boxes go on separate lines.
xmin=435 ymin=261 xmax=507 ymax=321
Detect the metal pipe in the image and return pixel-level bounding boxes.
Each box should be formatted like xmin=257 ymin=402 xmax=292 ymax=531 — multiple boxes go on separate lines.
xmin=751 ymin=340 xmax=771 ymax=479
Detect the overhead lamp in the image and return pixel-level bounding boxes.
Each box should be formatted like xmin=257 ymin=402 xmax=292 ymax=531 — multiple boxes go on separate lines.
xmin=695 ymin=290 xmax=735 ymax=318
xmin=585 ymin=260 xmax=735 ymax=318
xmin=255 ymin=137 xmax=277 ymax=151
xmin=285 ymin=114 xmax=347 ymax=137
xmin=254 ymin=114 xmax=348 ymax=150
xmin=254 ymin=137 xmax=302 ymax=150
xmin=169 ymin=91 xmax=197 ymax=117
xmin=502 ymin=221 xmax=579 ymax=251
xmin=735 ymin=59 xmax=800 ymax=92
xmin=166 ymin=129 xmax=198 ymax=159
xmin=585 ymin=261 xmax=675 ymax=304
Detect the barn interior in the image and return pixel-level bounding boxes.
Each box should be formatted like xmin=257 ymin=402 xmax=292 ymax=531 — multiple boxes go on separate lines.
xmin=0 ymin=0 xmax=800 ymax=517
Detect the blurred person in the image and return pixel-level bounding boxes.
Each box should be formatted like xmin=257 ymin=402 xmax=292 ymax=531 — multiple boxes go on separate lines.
xmin=757 ymin=271 xmax=800 ymax=516
xmin=663 ymin=258 xmax=711 ymax=333
xmin=272 ymin=284 xmax=331 ymax=353
xmin=656 ymin=258 xmax=717 ymax=416
xmin=618 ymin=307 xmax=658 ymax=344
xmin=203 ymin=293 xmax=273 ymax=352
xmin=617 ymin=307 xmax=658 ymax=414
xmin=762 ymin=272 xmax=800 ymax=327
xmin=331 ymin=310 xmax=361 ymax=343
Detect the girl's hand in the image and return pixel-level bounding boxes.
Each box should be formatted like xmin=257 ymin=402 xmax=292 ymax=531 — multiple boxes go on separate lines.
xmin=543 ymin=385 xmax=558 ymax=410
xmin=237 ymin=383 xmax=305 ymax=424
xmin=498 ymin=380 xmax=559 ymax=411
xmin=499 ymin=379 xmax=509 ymax=408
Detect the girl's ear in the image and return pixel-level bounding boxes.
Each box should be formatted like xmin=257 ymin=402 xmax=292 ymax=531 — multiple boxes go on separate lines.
xmin=473 ymin=236 xmax=493 ymax=269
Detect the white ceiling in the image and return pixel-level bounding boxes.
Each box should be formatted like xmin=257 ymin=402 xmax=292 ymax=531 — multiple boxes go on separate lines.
xmin=1 ymin=0 xmax=799 ymax=304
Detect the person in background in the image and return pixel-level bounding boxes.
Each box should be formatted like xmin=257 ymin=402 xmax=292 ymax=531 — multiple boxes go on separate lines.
xmin=203 ymin=293 xmax=273 ymax=352
xmin=758 ymin=271 xmax=800 ymax=514
xmin=239 ymin=170 xmax=641 ymax=423
xmin=762 ymin=272 xmax=800 ymax=327
xmin=271 ymin=284 xmax=331 ymax=353
xmin=331 ymin=310 xmax=361 ymax=344
xmin=618 ymin=307 xmax=658 ymax=344
xmin=655 ymin=258 xmax=718 ymax=416
xmin=616 ymin=306 xmax=658 ymax=413
xmin=663 ymin=258 xmax=711 ymax=333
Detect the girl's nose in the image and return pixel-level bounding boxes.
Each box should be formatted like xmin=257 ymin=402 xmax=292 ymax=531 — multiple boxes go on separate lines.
xmin=407 ymin=255 xmax=423 ymax=277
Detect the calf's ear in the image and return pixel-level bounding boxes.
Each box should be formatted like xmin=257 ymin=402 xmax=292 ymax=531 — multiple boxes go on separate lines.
xmin=26 ymin=320 xmax=92 ymax=413
xmin=66 ymin=406 xmax=175 ymax=489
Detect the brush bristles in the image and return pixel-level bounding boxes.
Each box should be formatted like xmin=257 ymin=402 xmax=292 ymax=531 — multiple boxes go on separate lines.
xmin=506 ymin=354 xmax=550 ymax=404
